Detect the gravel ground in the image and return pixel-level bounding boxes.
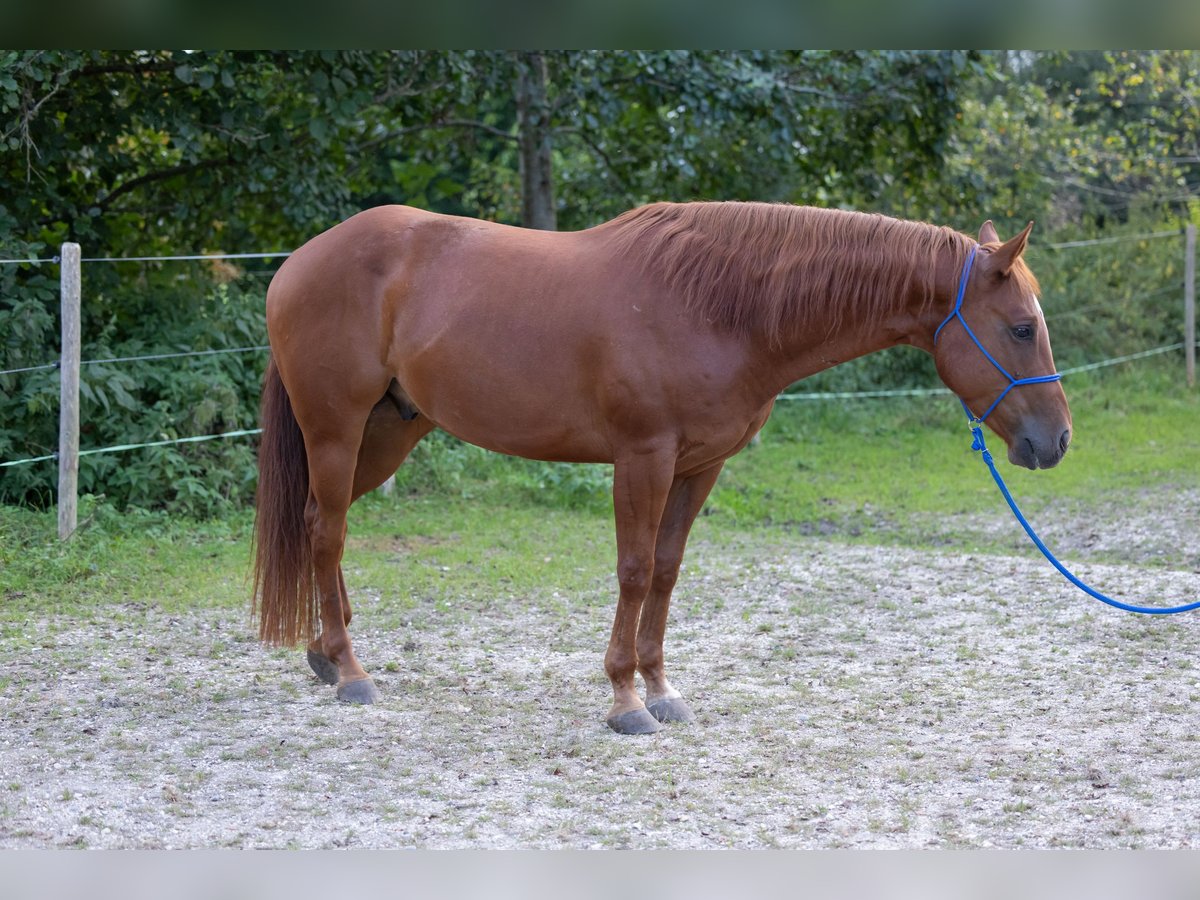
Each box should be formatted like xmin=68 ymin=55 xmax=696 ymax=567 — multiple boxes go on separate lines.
xmin=2 ymin=495 xmax=1198 ymax=849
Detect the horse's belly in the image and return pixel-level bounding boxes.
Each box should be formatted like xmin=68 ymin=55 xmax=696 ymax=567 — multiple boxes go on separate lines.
xmin=431 ymin=412 xmax=612 ymax=463
xmin=401 ymin=367 xmax=613 ymax=463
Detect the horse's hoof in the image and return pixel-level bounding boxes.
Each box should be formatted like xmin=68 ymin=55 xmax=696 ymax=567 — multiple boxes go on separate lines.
xmin=646 ymin=696 xmax=696 ymax=724
xmin=606 ymin=707 xmax=663 ymax=735
xmin=306 ymin=649 xmax=339 ymax=686
xmin=336 ymin=677 xmax=380 ymax=705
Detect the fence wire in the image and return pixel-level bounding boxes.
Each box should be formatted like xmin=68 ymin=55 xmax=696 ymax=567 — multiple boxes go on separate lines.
xmin=1 ymin=429 xmax=263 ymax=469
xmin=774 ymin=341 xmax=1193 ymax=401
xmin=1044 ymin=229 xmax=1182 ymax=250
xmin=0 ymin=361 xmax=58 ymax=376
xmin=81 ymin=251 xmax=292 ymax=263
xmin=2 ymin=346 xmax=269 ymax=377
xmin=81 ymin=346 xmax=269 ymax=367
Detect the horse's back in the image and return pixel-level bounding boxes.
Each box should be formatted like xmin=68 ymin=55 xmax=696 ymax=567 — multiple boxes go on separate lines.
xmin=270 ymin=204 xmax=609 ymax=321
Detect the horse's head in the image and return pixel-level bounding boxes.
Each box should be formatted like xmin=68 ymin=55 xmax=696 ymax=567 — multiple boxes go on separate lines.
xmin=932 ymin=221 xmax=1072 ymax=470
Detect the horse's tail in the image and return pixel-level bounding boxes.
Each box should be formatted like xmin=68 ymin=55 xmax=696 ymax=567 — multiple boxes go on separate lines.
xmin=252 ymin=356 xmax=318 ymax=646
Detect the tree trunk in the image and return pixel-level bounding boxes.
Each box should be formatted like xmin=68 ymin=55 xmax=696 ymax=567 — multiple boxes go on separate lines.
xmin=514 ymin=52 xmax=556 ymax=230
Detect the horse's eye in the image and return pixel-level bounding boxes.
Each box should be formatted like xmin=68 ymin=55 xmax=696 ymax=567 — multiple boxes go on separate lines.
xmin=1012 ymin=324 xmax=1034 ymax=342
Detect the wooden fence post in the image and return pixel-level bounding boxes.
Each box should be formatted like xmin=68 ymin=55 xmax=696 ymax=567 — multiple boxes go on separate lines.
xmin=1186 ymin=223 xmax=1196 ymax=389
xmin=58 ymin=242 xmax=81 ymax=540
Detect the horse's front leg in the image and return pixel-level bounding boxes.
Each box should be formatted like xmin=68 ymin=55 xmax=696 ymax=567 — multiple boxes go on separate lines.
xmin=637 ymin=461 xmax=725 ymax=724
xmin=604 ymin=448 xmax=676 ymax=735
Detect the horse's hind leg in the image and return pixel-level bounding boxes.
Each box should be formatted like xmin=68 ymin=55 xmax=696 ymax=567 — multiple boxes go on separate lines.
xmin=300 ymin=427 xmax=381 ymax=703
xmin=305 ymin=399 xmax=435 ymax=696
xmin=305 ymin=566 xmax=360 ymax=688
xmin=637 ymin=462 xmax=725 ymax=724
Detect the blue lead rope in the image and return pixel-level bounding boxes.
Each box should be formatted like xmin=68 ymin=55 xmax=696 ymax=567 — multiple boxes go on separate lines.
xmin=941 ymin=243 xmax=1199 ymax=615
xmin=968 ymin=423 xmax=1200 ymax=615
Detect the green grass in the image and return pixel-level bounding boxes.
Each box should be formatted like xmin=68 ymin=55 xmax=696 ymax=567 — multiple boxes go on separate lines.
xmin=339 ymin=497 xmax=616 ymax=621
xmin=1 ymin=363 xmax=1195 ymax=621
xmin=0 ymin=501 xmax=254 ymax=616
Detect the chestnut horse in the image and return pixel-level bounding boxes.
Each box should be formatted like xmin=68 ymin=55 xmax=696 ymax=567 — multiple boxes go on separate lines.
xmin=253 ymin=202 xmax=1071 ymax=734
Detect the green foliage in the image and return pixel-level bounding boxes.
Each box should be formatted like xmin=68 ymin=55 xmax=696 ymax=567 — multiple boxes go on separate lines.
xmin=391 ymin=431 xmax=613 ymax=512
xmin=1029 ymin=227 xmax=1190 ymax=372
xmin=1 ymin=50 xmax=390 ymax=256
xmin=333 ymin=50 xmax=983 ymax=229
xmin=1 ymin=273 xmax=266 ymax=515
xmin=1032 ymin=51 xmax=1200 ymax=223
xmin=514 ymin=50 xmax=979 ymax=227
xmin=932 ymin=51 xmax=1200 ymax=233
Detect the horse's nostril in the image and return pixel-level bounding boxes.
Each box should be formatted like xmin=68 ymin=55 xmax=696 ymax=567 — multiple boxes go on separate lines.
xmin=1059 ymin=429 xmax=1071 ymax=454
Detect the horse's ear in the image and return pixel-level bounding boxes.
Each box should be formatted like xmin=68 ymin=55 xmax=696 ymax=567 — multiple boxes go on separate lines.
xmin=987 ymin=221 xmax=1034 ymax=277
xmin=978 ymin=220 xmax=1000 ymax=244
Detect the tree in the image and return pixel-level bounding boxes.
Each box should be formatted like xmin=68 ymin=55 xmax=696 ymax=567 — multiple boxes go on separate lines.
xmin=942 ymin=51 xmax=1200 ymax=235
xmin=3 ymin=50 xmax=988 ymax=249
xmin=1 ymin=50 xmax=401 ymax=259
xmin=514 ymin=52 xmax=556 ymax=230
xmin=357 ymin=51 xmax=985 ymax=232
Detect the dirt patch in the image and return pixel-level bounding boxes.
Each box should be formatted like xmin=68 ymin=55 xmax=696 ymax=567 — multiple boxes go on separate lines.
xmin=345 ymin=532 xmax=452 ymax=555
xmin=2 ymin=507 xmax=1199 ymax=848
xmin=925 ymin=484 xmax=1200 ymax=572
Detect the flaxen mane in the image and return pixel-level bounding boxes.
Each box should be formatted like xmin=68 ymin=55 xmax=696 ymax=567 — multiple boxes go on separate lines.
xmin=605 ymin=201 xmax=981 ymax=343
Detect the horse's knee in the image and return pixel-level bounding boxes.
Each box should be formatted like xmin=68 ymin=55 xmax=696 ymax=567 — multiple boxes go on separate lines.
xmin=617 ymin=555 xmax=653 ymax=598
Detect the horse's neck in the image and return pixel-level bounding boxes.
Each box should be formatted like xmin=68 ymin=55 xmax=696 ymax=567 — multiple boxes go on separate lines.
xmin=763 ymin=247 xmax=958 ymax=392
xmin=765 ymin=319 xmax=910 ymax=393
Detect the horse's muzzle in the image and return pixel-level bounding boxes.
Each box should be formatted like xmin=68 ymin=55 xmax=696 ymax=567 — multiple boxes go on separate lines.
xmin=1009 ymin=426 xmax=1071 ymax=470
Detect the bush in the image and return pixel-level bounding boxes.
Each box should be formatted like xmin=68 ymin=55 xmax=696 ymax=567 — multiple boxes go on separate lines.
xmin=0 ymin=261 xmax=267 ymax=517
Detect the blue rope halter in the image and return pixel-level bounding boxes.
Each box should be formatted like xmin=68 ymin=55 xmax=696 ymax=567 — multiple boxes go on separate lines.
xmin=939 ymin=243 xmax=1199 ymax=615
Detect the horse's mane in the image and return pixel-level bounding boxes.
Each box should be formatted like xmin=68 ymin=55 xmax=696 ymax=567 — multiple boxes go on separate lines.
xmin=603 ymin=201 xmax=983 ymax=343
